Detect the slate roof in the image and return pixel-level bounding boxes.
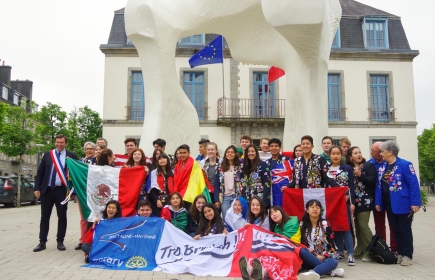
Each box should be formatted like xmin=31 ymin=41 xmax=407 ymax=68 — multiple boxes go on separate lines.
xmin=103 ymin=0 xmax=414 ymax=51
xmin=339 ymin=0 xmax=397 ymax=18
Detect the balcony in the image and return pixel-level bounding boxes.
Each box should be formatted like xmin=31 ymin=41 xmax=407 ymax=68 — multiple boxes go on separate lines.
xmin=217 ymin=98 xmax=285 ymax=123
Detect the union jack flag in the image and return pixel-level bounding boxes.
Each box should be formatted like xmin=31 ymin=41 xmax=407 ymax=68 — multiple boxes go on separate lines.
xmin=271 ymin=160 xmax=293 ymax=207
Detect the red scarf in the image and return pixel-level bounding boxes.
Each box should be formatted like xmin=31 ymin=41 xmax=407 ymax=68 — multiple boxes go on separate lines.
xmin=174 ymin=157 xmax=194 ymax=197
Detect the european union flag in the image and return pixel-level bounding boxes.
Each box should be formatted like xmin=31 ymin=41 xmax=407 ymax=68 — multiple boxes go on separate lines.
xmin=188 ymin=35 xmax=223 ymax=68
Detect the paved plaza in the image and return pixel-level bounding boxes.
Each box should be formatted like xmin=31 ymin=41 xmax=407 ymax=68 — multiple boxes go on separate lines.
xmin=0 ymin=197 xmax=434 ymax=280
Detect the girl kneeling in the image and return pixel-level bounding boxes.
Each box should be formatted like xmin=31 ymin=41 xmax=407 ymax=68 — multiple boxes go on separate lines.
xmin=161 ymin=192 xmax=188 ymax=233
xmin=194 ymin=203 xmax=229 ymax=239
xmin=225 ymin=196 xmax=248 ymax=231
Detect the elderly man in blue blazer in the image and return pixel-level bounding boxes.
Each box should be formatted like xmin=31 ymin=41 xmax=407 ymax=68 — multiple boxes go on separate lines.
xmin=375 ymin=140 xmax=421 ymax=266
xmin=33 ymin=134 xmax=77 ymax=252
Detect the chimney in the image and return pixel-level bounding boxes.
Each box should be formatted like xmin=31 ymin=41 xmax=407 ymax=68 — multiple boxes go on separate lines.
xmin=10 ymin=80 xmax=33 ymax=101
xmin=0 ymin=64 xmax=12 ymax=86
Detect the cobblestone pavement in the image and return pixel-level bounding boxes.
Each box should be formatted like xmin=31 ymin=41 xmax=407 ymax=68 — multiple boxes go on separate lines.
xmin=1 ymin=197 xmax=434 ymax=280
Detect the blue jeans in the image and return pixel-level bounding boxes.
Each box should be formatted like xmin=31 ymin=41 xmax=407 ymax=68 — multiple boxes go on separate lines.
xmin=384 ymin=200 xmax=414 ymax=259
xmin=299 ymin=248 xmax=338 ymax=276
xmin=335 ymin=205 xmax=354 ymax=255
xmin=221 ymin=194 xmax=236 ymax=220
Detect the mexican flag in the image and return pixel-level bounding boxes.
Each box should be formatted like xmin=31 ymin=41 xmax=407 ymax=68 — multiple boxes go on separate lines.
xmin=66 ymin=158 xmax=147 ymax=222
xmin=283 ymin=187 xmax=349 ymax=231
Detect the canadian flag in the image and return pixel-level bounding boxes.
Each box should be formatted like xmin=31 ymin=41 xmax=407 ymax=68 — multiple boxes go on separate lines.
xmin=268 ymin=66 xmax=285 ymax=83
xmin=283 ymin=188 xmax=349 ymax=231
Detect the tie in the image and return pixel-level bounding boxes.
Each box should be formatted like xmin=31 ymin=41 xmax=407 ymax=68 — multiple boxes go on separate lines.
xmin=50 ymin=166 xmax=56 ymax=189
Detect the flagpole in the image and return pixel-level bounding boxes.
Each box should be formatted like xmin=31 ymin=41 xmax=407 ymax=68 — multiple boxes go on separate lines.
xmin=221 ymin=36 xmax=225 ymax=99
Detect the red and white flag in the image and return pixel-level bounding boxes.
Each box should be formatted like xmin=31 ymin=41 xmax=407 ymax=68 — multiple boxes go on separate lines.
xmin=114 ymin=154 xmax=129 ymax=168
xmin=114 ymin=154 xmax=152 ymax=168
xmin=268 ymin=66 xmax=285 ymax=83
xmin=283 ymin=188 xmax=349 ymax=231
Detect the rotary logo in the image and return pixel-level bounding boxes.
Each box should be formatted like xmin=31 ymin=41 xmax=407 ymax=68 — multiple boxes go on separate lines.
xmin=92 ymin=183 xmax=111 ymax=206
xmin=126 ymin=256 xmax=148 ymax=268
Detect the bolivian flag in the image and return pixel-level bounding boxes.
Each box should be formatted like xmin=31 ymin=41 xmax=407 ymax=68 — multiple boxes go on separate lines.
xmin=174 ymin=157 xmax=212 ymax=203
xmin=66 ymin=158 xmax=147 ymax=222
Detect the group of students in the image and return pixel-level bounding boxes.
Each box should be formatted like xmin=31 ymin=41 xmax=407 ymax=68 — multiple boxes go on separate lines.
xmin=77 ymin=133 xmax=422 ymax=279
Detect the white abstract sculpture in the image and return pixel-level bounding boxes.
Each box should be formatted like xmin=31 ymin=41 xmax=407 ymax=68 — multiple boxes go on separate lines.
xmin=125 ymin=0 xmax=341 ymax=154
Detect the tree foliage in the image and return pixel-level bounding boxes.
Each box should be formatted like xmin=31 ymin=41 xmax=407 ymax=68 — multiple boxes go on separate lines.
xmin=0 ymin=100 xmax=37 ymax=207
xmin=35 ymin=102 xmax=68 ymax=151
xmin=417 ymin=124 xmax=435 ymax=183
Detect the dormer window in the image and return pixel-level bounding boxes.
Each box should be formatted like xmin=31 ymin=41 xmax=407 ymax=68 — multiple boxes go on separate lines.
xmin=363 ymin=17 xmax=389 ymax=49
xmin=179 ymin=34 xmax=205 ymax=45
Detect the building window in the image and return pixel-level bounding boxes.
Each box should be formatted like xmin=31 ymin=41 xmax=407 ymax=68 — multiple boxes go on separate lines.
xmin=364 ymin=18 xmax=388 ymax=49
xmin=327 ymin=74 xmax=342 ymax=121
xmin=370 ymin=75 xmax=390 ymax=121
xmin=183 ymin=72 xmax=205 ymax=120
xmin=253 ymin=72 xmax=276 ymax=118
xmin=2 ymin=86 xmax=8 ymax=99
xmin=331 ymin=26 xmax=341 ymax=48
xmin=179 ymin=34 xmax=205 ymax=45
xmin=13 ymin=93 xmax=19 ymax=105
xmin=130 ymin=71 xmax=144 ymax=120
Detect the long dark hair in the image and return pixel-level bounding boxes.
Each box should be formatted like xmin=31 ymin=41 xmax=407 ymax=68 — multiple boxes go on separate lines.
xmin=172 ymin=148 xmax=179 ymax=168
xmin=125 ymin=148 xmax=147 ymax=167
xmin=101 ymin=200 xmax=122 ymax=219
xmin=269 ymin=205 xmax=290 ymax=232
xmin=97 ymin=148 xmax=114 ymax=166
xmin=345 ymin=146 xmax=366 ymax=167
xmin=157 ymin=153 xmax=173 ymax=176
xmin=169 ymin=192 xmax=184 ymax=209
xmin=150 ymin=149 xmax=161 ymax=171
xmin=300 ymin=199 xmax=325 ymax=245
xmin=220 ymin=145 xmax=241 ymax=172
xmin=195 ymin=203 xmax=225 ymax=236
xmin=190 ymin=194 xmax=206 ymax=222
xmin=293 ymin=144 xmax=301 ymax=159
xmin=243 ymin=144 xmax=261 ymax=176
xmin=247 ymin=196 xmax=267 ymax=226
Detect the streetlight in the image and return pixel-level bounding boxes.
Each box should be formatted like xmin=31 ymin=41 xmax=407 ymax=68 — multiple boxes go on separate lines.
xmin=34 ymin=144 xmax=44 ymax=179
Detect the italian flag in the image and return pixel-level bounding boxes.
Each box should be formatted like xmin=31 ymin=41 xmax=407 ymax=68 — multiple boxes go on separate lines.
xmin=283 ymin=188 xmax=349 ymax=231
xmin=66 ymin=158 xmax=147 ymax=222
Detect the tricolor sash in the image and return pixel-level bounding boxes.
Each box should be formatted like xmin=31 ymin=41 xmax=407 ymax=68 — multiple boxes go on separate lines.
xmin=50 ymin=150 xmax=67 ymax=187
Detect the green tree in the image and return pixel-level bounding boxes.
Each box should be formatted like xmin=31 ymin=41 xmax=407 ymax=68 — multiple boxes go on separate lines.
xmin=418 ymin=124 xmax=435 ymax=183
xmin=35 ymin=102 xmax=68 ymax=151
xmin=65 ymin=106 xmax=102 ymax=158
xmin=77 ymin=106 xmax=102 ymax=144
xmin=0 ymin=102 xmax=7 ymax=133
xmin=0 ymin=100 xmax=37 ymax=207
xmin=67 ymin=107 xmax=83 ymax=158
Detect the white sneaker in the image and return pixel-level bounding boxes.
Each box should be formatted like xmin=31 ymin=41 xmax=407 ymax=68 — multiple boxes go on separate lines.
xmin=400 ymin=256 xmax=412 ymax=266
xmin=331 ymin=268 xmax=345 ymax=277
xmin=397 ymin=255 xmax=403 ymax=264
xmin=298 ymin=271 xmax=320 ymax=280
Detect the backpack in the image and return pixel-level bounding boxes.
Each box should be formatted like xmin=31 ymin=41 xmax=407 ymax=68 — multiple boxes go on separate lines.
xmin=366 ymin=235 xmax=397 ymax=264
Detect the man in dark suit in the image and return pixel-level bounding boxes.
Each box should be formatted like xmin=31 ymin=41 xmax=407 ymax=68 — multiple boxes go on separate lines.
xmin=33 ymin=134 xmax=78 ymax=252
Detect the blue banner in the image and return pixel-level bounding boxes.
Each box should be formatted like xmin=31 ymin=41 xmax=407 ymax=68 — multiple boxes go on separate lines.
xmin=85 ymin=216 xmax=164 ymax=270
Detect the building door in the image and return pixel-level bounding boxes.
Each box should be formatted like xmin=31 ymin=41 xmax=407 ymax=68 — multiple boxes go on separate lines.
xmin=253 ymin=72 xmax=275 ymax=118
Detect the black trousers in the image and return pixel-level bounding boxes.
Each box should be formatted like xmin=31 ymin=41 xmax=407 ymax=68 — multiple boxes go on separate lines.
xmin=39 ymin=186 xmax=68 ymax=243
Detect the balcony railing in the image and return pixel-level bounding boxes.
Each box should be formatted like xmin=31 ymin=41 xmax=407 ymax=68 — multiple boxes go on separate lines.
xmin=218 ymin=98 xmax=285 ymax=119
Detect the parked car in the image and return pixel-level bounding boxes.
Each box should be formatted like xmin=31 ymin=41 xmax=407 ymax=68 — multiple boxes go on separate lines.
xmin=0 ymin=176 xmax=38 ymax=207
